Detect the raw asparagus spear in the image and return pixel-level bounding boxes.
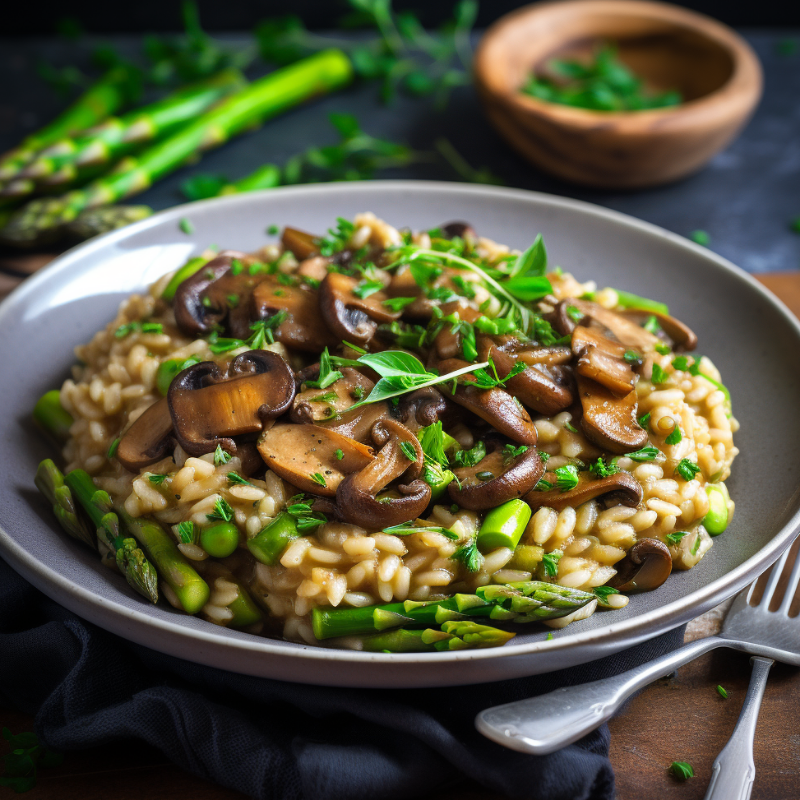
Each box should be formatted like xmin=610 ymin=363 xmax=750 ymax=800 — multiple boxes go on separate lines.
xmin=6 ymin=69 xmax=245 ymax=194
xmin=359 ymin=620 xmax=516 ymax=652
xmin=35 ymin=459 xmax=94 ymax=548
xmin=64 ymin=469 xmax=159 ymax=604
xmin=1 ymin=49 xmax=353 ymax=248
xmin=118 ymin=508 xmax=210 ymax=614
xmin=181 ymin=163 xmax=281 ymax=200
xmin=0 ymin=65 xmax=138 ymax=181
xmin=62 ymin=205 xmax=153 ymax=241
xmin=33 ymin=389 xmax=73 ymax=445
xmin=312 ymin=581 xmax=595 ymax=640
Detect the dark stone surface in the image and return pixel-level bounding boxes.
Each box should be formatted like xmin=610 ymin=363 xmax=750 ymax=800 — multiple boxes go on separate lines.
xmin=0 ymin=32 xmax=798 ymax=272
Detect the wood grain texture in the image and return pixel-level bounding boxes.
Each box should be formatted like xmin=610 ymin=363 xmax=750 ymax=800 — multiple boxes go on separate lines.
xmin=473 ymin=0 xmax=763 ymax=188
xmin=0 ymin=264 xmax=798 ymax=798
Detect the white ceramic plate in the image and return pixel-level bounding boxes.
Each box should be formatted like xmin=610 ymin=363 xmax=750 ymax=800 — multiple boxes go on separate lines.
xmin=2 ymin=181 xmax=798 ymax=687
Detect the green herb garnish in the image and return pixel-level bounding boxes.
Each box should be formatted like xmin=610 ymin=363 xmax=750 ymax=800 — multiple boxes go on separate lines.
xmin=206 ymin=497 xmax=234 ymax=522
xmin=214 ymin=445 xmax=232 ymax=466
xmin=179 ymin=217 xmax=194 ymax=234
xmin=669 ymin=761 xmax=694 ymax=781
xmin=451 ymin=538 xmax=484 ymax=572
xmin=542 ymin=550 xmax=563 ymax=577
xmin=310 ymin=472 xmax=327 ymax=487
xmin=554 ymin=465 xmax=579 ymax=492
xmin=675 ymin=459 xmax=701 ymax=481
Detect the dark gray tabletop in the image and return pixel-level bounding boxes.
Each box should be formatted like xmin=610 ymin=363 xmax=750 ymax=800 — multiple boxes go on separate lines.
xmin=1 ymin=31 xmax=797 ymax=273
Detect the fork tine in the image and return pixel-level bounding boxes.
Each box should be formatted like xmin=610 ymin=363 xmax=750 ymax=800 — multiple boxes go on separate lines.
xmin=757 ymin=548 xmax=791 ymax=608
xmin=778 ymin=545 xmax=800 ymax=615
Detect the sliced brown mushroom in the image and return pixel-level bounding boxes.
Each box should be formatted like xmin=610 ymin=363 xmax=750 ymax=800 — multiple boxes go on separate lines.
xmin=320 ymin=400 xmax=394 ymax=445
xmin=290 ymin=367 xmax=374 ymax=424
xmin=478 ymin=336 xmax=574 ymax=416
xmin=281 ymin=227 xmax=319 ymax=260
xmin=525 ymin=471 xmax=643 ymax=511
xmin=439 ymin=221 xmax=476 ymax=242
xmin=568 ymin=299 xmax=662 ymax=352
xmin=448 ymin=443 xmax=545 ymax=510
xmin=335 ymin=419 xmax=431 ymax=529
xmin=618 ymin=310 xmax=698 ymax=351
xmin=296 ymin=256 xmax=331 ymax=283
xmin=318 ymin=272 xmax=401 ymax=345
xmin=545 ymin=300 xmax=581 ymax=338
xmin=436 ymin=358 xmax=539 ymax=445
xmin=399 ymin=386 xmax=449 ymax=433
xmin=607 ymin=538 xmax=672 ymax=591
xmin=386 ymin=266 xmax=476 ymax=321
xmin=257 ymin=422 xmax=374 ymax=496
xmin=252 ymin=276 xmax=338 ymax=353
xmin=432 ymin=302 xmax=482 ymax=360
xmin=168 ymin=350 xmax=295 ymax=456
xmin=572 ymin=325 xmax=636 ymax=396
xmin=576 ymin=373 xmax=647 ymax=455
xmin=117 ymin=396 xmax=174 ymax=472
xmin=172 ymin=250 xmax=249 ymax=337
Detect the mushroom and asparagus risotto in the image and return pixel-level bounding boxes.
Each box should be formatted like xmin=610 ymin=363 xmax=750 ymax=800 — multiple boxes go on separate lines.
xmin=34 ymin=214 xmax=738 ymax=652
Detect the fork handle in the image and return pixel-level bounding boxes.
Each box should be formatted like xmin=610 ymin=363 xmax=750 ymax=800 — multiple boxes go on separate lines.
xmin=703 ymin=656 xmax=773 ymax=800
xmin=475 ymin=635 xmax=726 ymax=754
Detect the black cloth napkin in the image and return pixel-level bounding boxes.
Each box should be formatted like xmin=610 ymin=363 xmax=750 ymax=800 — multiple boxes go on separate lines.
xmin=0 ymin=556 xmax=685 ymax=800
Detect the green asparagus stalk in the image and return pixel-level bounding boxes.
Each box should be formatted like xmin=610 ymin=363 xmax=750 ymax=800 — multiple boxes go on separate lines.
xmin=118 ymin=508 xmax=210 ymax=614
xmin=1 ymin=50 xmax=353 ymax=248
xmin=225 ymin=579 xmax=264 ymax=628
xmin=35 ymin=459 xmax=95 ymax=548
xmin=312 ymin=581 xmax=595 ymax=640
xmin=180 ymin=163 xmax=281 ymax=201
xmin=0 ymin=65 xmax=138 ymax=181
xmin=64 ymin=469 xmax=159 ymax=604
xmin=359 ymin=620 xmax=516 ymax=652
xmin=6 ymin=69 xmax=245 ymax=195
xmin=33 ymin=389 xmax=73 ymax=445
xmin=62 ymin=205 xmax=153 ymax=242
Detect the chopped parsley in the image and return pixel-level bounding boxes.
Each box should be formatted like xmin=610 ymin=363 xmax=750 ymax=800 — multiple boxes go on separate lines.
xmin=306 ymin=347 xmax=344 ymax=390
xmin=566 ymin=305 xmax=584 ymax=323
xmin=177 ymin=520 xmax=197 ymax=544
xmin=230 ymin=258 xmax=244 ymax=276
xmin=179 ymin=217 xmax=194 ymax=234
xmin=382 ymin=296 xmax=417 ymax=312
xmin=542 ymin=550 xmax=563 ymax=577
xmin=353 ymin=278 xmax=384 ymax=299
xmin=535 ymin=479 xmax=554 ymax=491
xmin=308 ymin=391 xmax=338 ymax=403
xmin=592 ymin=586 xmax=620 ymax=601
xmin=286 ymin=496 xmax=327 ymax=531
xmin=589 ymin=457 xmax=618 ymax=478
xmin=227 ymin=472 xmax=253 ymax=486
xmin=554 ymin=464 xmax=579 ymax=492
xmin=503 ymin=443 xmax=528 ymax=463
xmin=675 ymin=458 xmax=701 ymax=481
xmin=671 ymin=355 xmax=690 ymax=371
xmin=623 ymin=350 xmax=641 ymax=364
xmin=689 ymin=229 xmax=710 ymax=246
xmin=637 ymin=412 xmax=651 ymax=430
xmin=563 ymin=421 xmax=579 ymax=434
xmin=334 ymin=449 xmax=344 ymax=460
xmin=643 ymin=315 xmax=661 ymax=334
xmin=716 ymin=685 xmax=728 ymax=699
xmin=107 ymin=438 xmax=120 ymax=459
xmin=214 ymin=445 xmax=232 ymax=466
xmin=665 ymin=427 xmax=683 ymax=445
xmin=626 ymin=445 xmax=659 ymax=462
xmin=266 ymin=224 xmax=279 ymax=235
xmin=665 ymin=530 xmax=690 ymax=546
xmin=147 ymin=473 xmax=168 ymax=485
xmin=453 ymin=440 xmax=486 ymax=468
xmin=654 ymin=343 xmax=671 ymax=355
xmin=317 ymin=217 xmax=355 ymax=257
xmin=310 ymin=472 xmax=327 ymax=487
xmin=206 ymin=497 xmax=234 ymax=523
xmin=400 ymin=441 xmax=417 ymax=461
xmin=669 ymin=761 xmax=694 ymax=781
xmin=451 ymin=538 xmax=484 ymax=572
xmin=651 ymin=363 xmax=668 ymax=384
xmin=115 ymin=320 xmax=163 ymax=338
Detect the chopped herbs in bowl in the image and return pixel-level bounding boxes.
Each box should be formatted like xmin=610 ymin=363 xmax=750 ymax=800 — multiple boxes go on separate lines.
xmin=521 ymin=44 xmax=682 ymax=112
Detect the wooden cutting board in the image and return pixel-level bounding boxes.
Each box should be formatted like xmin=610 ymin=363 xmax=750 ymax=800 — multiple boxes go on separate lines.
xmin=1 ymin=257 xmax=798 ymax=800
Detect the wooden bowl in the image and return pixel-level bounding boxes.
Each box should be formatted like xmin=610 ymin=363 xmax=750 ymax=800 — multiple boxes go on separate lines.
xmin=474 ymin=0 xmax=763 ymax=188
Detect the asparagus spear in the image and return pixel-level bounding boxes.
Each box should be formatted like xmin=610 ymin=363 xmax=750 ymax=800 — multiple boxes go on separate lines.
xmin=1 ymin=49 xmax=353 ymax=248
xmin=5 ymin=69 xmax=245 ymax=195
xmin=312 ymin=581 xmax=595 ymax=640
xmin=180 ymin=163 xmax=281 ymax=200
xmin=0 ymin=65 xmax=138 ymax=181
xmin=62 ymin=205 xmax=153 ymax=242
xmin=35 ymin=459 xmax=94 ymax=548
xmin=64 ymin=469 xmax=159 ymax=604
xmin=359 ymin=621 xmax=516 ymax=652
xmin=33 ymin=389 xmax=73 ymax=445
xmin=118 ymin=508 xmax=210 ymax=614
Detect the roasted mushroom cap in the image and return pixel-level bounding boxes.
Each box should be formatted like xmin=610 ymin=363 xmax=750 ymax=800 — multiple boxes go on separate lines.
xmin=168 ymin=350 xmax=295 ymax=456
xmin=318 ymin=272 xmax=400 ymax=345
xmin=320 ymin=400 xmax=394 ymax=445
xmin=619 ymin=310 xmax=698 ymax=352
xmin=173 ymin=250 xmax=249 ymax=337
xmin=281 ymin=227 xmax=319 ymax=260
xmin=439 ymin=221 xmax=476 ymax=241
xmin=608 ymin=538 xmax=672 ymax=591
xmin=572 ymin=325 xmax=636 ymax=396
xmin=436 ymin=358 xmax=539 ymax=445
xmin=257 ymin=422 xmax=373 ymax=496
xmin=576 ymin=373 xmax=648 ymax=455
xmin=478 ymin=336 xmax=574 ymax=416
xmin=526 ymin=471 xmax=643 ymax=511
xmin=448 ymin=443 xmax=545 ymax=510
xmin=253 ymin=277 xmax=338 ymax=353
xmin=291 ymin=367 xmax=374 ymax=424
xmin=399 ymin=386 xmax=450 ymax=433
xmin=336 ymin=419 xmax=431 ymax=529
xmin=117 ymin=396 xmax=174 ymax=472
xmin=569 ymin=299 xmax=662 ymax=352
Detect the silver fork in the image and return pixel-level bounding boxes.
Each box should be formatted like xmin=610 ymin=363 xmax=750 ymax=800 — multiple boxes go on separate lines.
xmin=476 ymin=542 xmax=800 ymax=779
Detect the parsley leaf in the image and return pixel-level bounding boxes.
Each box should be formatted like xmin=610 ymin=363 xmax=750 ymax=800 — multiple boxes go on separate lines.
xmin=451 ymin=538 xmax=484 ymax=572
xmin=453 ymin=440 xmax=486 ymax=468
xmin=675 ymin=459 xmax=701 ymax=481
xmin=651 ymin=363 xmax=668 ymax=384
xmin=716 ymin=685 xmax=728 ymax=699
xmin=214 ymin=445 xmax=232 ymax=466
xmin=310 ymin=472 xmax=327 ymax=487
xmin=227 ymin=472 xmax=253 ymax=486
xmin=554 ymin=465 xmax=579 ymax=492
xmin=147 ymin=473 xmax=168 ymax=485
xmin=626 ymin=445 xmax=659 ymax=462
xmin=353 ymin=278 xmax=384 ymax=299
xmin=306 ymin=347 xmax=344 ymax=390
xmin=400 ymin=441 xmax=417 ymax=461
xmin=669 ymin=761 xmax=694 ymax=781
xmin=503 ymin=443 xmax=528 ymax=463
xmin=206 ymin=497 xmax=234 ymax=522
xmin=665 ymin=427 xmax=683 ymax=445
xmin=177 ymin=520 xmax=197 ymax=544
xmin=589 ymin=457 xmax=618 ymax=478
xmin=665 ymin=530 xmax=690 ymax=546
xmin=542 ymin=550 xmax=563 ymax=577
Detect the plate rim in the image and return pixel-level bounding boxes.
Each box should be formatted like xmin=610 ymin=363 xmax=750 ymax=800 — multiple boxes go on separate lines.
xmin=2 ymin=179 xmax=799 ymax=673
